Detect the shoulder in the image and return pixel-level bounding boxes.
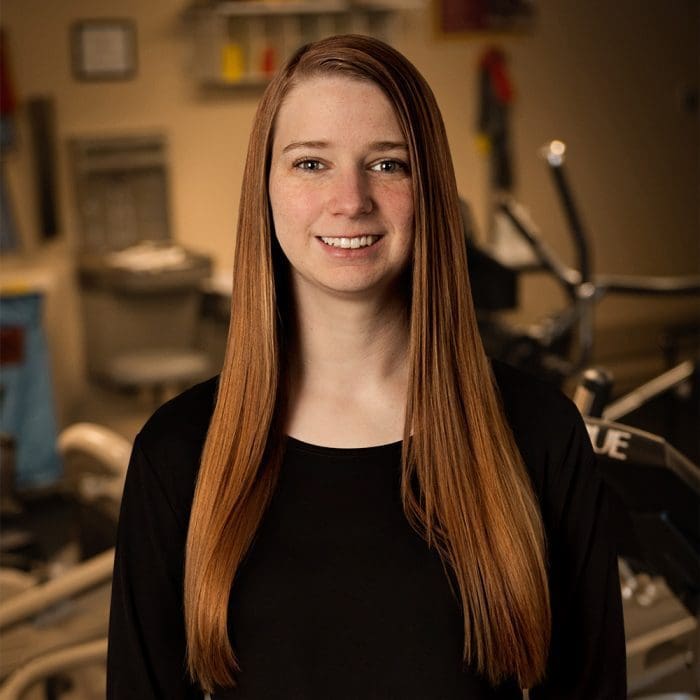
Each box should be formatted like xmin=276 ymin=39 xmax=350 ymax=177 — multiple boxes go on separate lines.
xmin=489 ymin=359 xmax=592 ymax=498
xmin=137 ymin=375 xmax=219 ymax=453
xmin=129 ymin=375 xmax=219 ymax=519
xmin=490 ymin=359 xmax=581 ymax=441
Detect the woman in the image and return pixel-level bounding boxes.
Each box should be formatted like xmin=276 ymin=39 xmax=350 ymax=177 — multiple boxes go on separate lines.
xmin=107 ymin=35 xmax=625 ymax=699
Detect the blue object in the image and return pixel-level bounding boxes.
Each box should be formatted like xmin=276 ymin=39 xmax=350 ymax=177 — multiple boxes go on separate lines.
xmin=0 ymin=291 xmax=62 ymax=488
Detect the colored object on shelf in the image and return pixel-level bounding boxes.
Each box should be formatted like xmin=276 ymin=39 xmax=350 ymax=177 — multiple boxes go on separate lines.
xmin=261 ymin=46 xmax=277 ymax=77
xmin=221 ymin=42 xmax=245 ymax=82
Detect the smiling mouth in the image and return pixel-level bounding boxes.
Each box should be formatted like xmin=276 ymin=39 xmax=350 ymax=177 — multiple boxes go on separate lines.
xmin=317 ymin=235 xmax=381 ymax=249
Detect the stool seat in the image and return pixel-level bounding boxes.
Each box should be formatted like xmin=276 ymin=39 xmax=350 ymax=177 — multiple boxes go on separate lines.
xmin=104 ymin=349 xmax=209 ymax=389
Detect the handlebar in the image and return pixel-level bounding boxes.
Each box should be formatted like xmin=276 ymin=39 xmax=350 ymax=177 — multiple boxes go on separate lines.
xmin=496 ymin=195 xmax=581 ymax=294
xmin=497 ymin=194 xmax=700 ymax=298
xmin=487 ymin=142 xmax=700 ymax=381
xmin=540 ymin=140 xmax=592 ymax=283
xmin=596 ymin=274 xmax=700 ymax=296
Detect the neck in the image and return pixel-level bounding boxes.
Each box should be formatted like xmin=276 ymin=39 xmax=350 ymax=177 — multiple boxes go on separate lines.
xmin=281 ymin=276 xmax=412 ymax=446
xmin=289 ymin=282 xmax=410 ymax=396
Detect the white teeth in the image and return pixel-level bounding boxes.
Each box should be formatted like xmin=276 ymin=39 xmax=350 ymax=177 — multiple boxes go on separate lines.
xmin=320 ymin=235 xmax=378 ymax=249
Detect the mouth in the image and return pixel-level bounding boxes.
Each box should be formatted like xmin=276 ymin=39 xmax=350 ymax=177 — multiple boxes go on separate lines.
xmin=317 ymin=235 xmax=382 ymax=250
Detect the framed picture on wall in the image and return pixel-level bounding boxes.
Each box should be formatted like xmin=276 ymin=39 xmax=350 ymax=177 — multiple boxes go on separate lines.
xmin=436 ymin=0 xmax=535 ymax=36
xmin=71 ymin=19 xmax=137 ymax=81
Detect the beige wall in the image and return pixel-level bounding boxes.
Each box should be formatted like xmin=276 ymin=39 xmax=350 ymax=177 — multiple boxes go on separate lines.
xmin=2 ymin=0 xmax=698 ymax=421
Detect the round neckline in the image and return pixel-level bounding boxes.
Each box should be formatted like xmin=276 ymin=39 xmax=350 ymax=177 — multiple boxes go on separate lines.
xmin=285 ymin=435 xmax=403 ymax=458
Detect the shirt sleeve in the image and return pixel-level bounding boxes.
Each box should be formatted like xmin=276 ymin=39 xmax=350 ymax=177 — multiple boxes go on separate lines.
xmin=107 ymin=436 xmax=204 ymax=699
xmin=529 ymin=407 xmax=627 ymax=699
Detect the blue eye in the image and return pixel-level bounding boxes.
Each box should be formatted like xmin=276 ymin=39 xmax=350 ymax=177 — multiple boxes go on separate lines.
xmin=294 ymin=159 xmax=325 ymax=171
xmin=370 ymin=159 xmax=409 ymax=174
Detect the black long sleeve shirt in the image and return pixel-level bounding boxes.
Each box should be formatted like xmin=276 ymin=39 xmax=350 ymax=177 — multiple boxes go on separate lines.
xmin=107 ymin=362 xmax=626 ymax=698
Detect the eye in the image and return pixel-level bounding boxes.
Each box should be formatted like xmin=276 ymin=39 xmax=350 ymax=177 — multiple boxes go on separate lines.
xmin=293 ymin=158 xmax=326 ymax=172
xmin=369 ymin=159 xmax=410 ymax=174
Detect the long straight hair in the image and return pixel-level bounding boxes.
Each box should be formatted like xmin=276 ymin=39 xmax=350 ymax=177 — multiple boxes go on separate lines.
xmin=184 ymin=35 xmax=550 ymax=694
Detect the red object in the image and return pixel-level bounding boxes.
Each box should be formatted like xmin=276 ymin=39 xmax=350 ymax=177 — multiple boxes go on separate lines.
xmin=0 ymin=326 xmax=25 ymax=365
xmin=479 ymin=48 xmax=513 ymax=104
xmin=262 ymin=47 xmax=277 ymax=77
xmin=0 ymin=28 xmax=18 ymax=117
xmin=441 ymin=0 xmax=488 ymax=32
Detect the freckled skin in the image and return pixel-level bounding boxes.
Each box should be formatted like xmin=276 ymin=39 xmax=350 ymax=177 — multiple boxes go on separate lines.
xmin=268 ymin=76 xmax=414 ymax=301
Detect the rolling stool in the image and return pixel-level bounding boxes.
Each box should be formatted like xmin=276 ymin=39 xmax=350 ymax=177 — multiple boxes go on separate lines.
xmin=79 ymin=243 xmax=213 ymax=405
xmin=104 ymin=347 xmax=210 ymax=405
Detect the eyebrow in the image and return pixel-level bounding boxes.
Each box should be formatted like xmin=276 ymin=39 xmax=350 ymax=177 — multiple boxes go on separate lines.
xmin=281 ymin=140 xmax=408 ymax=154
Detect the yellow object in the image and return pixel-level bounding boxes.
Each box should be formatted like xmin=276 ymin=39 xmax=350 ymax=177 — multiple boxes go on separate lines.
xmin=221 ymin=43 xmax=245 ymax=83
xmin=0 ymin=281 xmax=37 ymax=296
xmin=475 ymin=133 xmax=492 ymax=155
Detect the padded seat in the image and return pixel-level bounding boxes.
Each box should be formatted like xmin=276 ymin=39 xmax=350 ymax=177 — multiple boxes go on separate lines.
xmin=103 ymin=349 xmax=209 ymax=401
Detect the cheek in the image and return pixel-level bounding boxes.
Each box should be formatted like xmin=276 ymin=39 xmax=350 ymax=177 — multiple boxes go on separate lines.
xmin=382 ymin=184 xmax=414 ymax=233
xmin=269 ymin=180 xmax=320 ymax=239
xmin=392 ymin=188 xmax=415 ymax=258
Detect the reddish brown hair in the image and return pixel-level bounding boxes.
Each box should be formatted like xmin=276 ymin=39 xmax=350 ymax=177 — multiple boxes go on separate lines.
xmin=185 ymin=34 xmax=550 ymax=693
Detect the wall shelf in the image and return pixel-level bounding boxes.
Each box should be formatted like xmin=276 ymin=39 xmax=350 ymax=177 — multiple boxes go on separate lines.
xmin=184 ymin=1 xmax=407 ymax=88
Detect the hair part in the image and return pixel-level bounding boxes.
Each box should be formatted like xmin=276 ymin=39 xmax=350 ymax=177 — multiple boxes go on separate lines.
xmin=184 ymin=34 xmax=550 ymax=694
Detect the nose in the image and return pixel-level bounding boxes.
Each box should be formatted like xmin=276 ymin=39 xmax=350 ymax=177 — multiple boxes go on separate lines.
xmin=328 ymin=168 xmax=373 ymax=217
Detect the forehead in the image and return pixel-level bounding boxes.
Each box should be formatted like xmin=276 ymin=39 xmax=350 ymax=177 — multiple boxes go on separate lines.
xmin=272 ymin=75 xmax=404 ymax=147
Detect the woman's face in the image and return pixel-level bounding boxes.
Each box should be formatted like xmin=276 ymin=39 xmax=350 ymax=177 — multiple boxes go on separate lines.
xmin=269 ymin=75 xmax=414 ymax=301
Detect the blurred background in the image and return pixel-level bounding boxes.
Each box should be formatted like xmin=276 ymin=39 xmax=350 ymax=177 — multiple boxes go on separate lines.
xmin=0 ymin=0 xmax=698 ymax=697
